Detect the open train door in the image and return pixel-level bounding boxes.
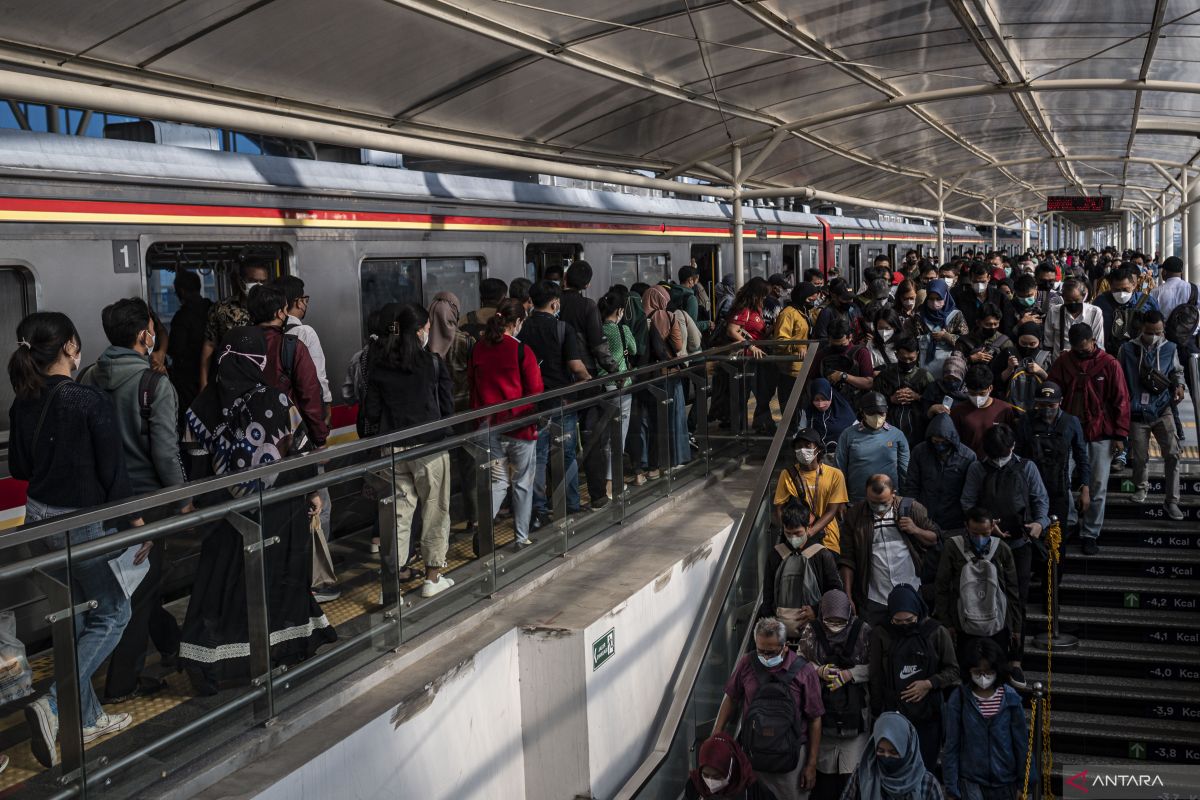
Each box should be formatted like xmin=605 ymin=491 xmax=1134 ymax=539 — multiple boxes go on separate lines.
xmin=691 ymin=243 xmax=721 ymax=318
xmin=814 ymin=216 xmax=835 ymax=280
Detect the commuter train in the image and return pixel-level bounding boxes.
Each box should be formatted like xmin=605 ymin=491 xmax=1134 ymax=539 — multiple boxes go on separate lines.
xmin=0 ymin=131 xmax=1028 ymax=528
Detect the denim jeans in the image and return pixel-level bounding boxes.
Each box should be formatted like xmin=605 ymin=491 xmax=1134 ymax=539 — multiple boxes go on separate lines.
xmin=26 ymin=498 xmax=132 ymax=729
xmin=534 ymin=411 xmax=580 ymax=515
xmin=1082 ymin=439 xmax=1112 ymax=540
xmin=606 ymin=393 xmax=633 ymax=480
xmin=489 ymin=433 xmax=537 ymax=543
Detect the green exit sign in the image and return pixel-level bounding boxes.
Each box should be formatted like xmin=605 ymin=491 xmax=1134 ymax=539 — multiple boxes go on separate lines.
xmin=593 ymin=629 xmax=615 ymax=671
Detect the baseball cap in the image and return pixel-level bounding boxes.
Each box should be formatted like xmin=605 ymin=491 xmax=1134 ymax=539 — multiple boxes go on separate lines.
xmin=1035 ymin=382 xmax=1063 ymax=403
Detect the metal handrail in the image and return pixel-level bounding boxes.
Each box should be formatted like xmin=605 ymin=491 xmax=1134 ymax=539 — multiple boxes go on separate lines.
xmin=612 ymin=343 xmax=818 ymax=799
xmin=0 ymin=339 xmax=765 ymax=551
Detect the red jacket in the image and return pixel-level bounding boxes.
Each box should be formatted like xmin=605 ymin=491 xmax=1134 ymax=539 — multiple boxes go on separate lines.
xmin=469 ymin=335 xmax=543 ymax=441
xmin=262 ymin=326 xmax=329 ymax=446
xmin=1047 ymin=348 xmax=1130 ymax=442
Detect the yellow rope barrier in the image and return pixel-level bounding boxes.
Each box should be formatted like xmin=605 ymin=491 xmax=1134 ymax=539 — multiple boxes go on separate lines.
xmin=1021 ymin=518 xmax=1063 ymax=800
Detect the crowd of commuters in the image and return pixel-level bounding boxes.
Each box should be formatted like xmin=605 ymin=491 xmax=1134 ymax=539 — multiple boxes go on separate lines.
xmin=691 ymin=246 xmax=1198 ymax=800
xmin=6 ymin=243 xmax=1196 ymax=784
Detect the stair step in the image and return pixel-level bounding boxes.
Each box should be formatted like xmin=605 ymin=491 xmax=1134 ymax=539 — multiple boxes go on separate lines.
xmin=1090 ymin=518 xmax=1200 ymax=550
xmin=1058 ymin=574 xmax=1200 ymax=611
xmin=1025 ymin=640 xmax=1200 ymax=684
xmin=1050 ymin=711 xmax=1200 ymax=763
xmin=1026 ymin=605 xmax=1200 ymax=645
xmin=1107 ymin=474 xmax=1200 ymax=496
xmin=1104 ymin=494 xmax=1200 ymax=521
xmin=1026 ymin=671 xmax=1200 ymax=721
xmin=1067 ymin=544 xmax=1200 ymax=581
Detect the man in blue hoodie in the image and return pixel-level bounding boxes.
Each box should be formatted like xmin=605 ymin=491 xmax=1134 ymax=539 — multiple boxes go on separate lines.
xmin=903 ymin=413 xmax=976 ymax=534
xmin=81 ymin=297 xmax=188 ymax=703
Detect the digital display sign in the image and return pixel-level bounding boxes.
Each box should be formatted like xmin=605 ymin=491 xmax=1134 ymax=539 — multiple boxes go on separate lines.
xmin=1046 ymin=196 xmax=1113 ymax=212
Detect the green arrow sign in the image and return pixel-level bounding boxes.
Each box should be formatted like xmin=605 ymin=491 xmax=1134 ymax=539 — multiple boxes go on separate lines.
xmin=592 ymin=628 xmax=615 ymax=671
xmin=1124 ymin=592 xmax=1140 ymax=608
xmin=1129 ymin=741 xmax=1146 ymax=759
xmin=1120 ymin=479 xmax=1136 ymax=493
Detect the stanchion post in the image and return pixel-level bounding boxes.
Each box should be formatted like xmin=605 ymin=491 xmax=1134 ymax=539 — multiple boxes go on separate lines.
xmin=1034 ymin=516 xmax=1079 ymax=650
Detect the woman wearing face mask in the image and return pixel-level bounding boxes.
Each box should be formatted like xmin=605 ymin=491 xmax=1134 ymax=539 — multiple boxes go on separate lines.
xmin=864 ymin=307 xmax=902 ymax=371
xmin=774 ymin=428 xmax=849 ymax=552
xmin=893 ymin=280 xmax=919 ymax=328
xmin=598 ymin=291 xmax=637 ymax=493
xmin=904 ymin=279 xmax=966 ymax=380
xmin=469 ymin=299 xmax=543 ymax=549
xmin=10 ymin=312 xmax=142 ymax=767
xmin=365 ymin=303 xmax=456 ymax=596
xmin=806 ymin=377 xmax=857 ymax=456
xmin=920 ymin=351 xmax=969 ymax=420
xmin=1000 ymin=322 xmax=1050 ymax=412
xmin=796 ymin=590 xmax=872 ymax=800
xmin=840 ymin=712 xmax=946 ymax=800
xmin=942 ymin=639 xmax=1030 ymax=800
xmin=684 ymin=732 xmax=755 ymax=799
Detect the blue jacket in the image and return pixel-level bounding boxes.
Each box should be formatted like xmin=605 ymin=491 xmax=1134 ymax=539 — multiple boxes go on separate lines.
xmin=1094 ymin=290 xmax=1159 ymax=355
xmin=836 ymin=421 xmax=909 ymax=503
xmin=1119 ymin=338 xmax=1183 ymax=423
xmin=902 ymin=413 xmax=976 ymax=531
xmin=943 ymin=684 xmax=1032 ymax=792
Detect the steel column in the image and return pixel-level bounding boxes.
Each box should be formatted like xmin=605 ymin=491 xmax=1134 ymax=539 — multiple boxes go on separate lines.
xmin=937 ymin=178 xmax=945 ymax=263
xmin=732 ymin=146 xmax=745 ymax=289
xmin=1188 ymin=178 xmax=1200 ymax=283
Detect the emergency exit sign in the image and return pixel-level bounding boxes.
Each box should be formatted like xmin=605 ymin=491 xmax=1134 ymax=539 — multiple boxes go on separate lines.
xmin=592 ymin=629 xmax=615 ymax=671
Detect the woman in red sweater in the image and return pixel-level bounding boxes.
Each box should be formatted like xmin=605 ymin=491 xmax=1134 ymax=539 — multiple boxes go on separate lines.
xmin=469 ymin=299 xmax=544 ymax=547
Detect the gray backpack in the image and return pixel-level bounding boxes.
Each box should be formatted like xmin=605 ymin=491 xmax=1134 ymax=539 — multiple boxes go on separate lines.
xmin=774 ymin=542 xmax=825 ymax=637
xmin=953 ymin=536 xmax=1006 ymax=636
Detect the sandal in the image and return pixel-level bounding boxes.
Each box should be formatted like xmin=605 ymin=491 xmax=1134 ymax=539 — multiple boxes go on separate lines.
xmin=396 ymin=566 xmax=426 ymax=581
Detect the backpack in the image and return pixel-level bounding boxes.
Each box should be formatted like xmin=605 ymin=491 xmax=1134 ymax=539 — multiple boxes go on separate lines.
xmin=978 ymin=460 xmax=1031 ymax=538
xmin=887 ymin=619 xmax=942 ymax=722
xmin=952 ymin=536 xmax=1007 ymax=637
xmin=740 ymin=656 xmax=807 ymax=774
xmin=641 ymin=319 xmax=673 ymax=366
xmin=78 ymin=364 xmax=164 ymax=459
xmin=459 ymin=309 xmax=488 ymax=343
xmin=1004 ymin=351 xmax=1049 ymax=412
xmin=1110 ymin=292 xmax=1152 ymax=349
xmin=773 ymin=541 xmax=826 ymax=638
xmin=1166 ymin=283 xmax=1200 ymax=347
xmin=661 ymin=282 xmax=688 ymax=313
xmin=1024 ymin=414 xmax=1070 ymax=499
xmin=810 ymin=619 xmax=868 ymax=736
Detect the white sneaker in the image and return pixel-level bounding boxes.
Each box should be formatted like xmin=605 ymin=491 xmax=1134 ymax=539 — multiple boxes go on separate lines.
xmin=25 ymin=694 xmax=58 ymax=767
xmin=83 ymin=711 xmax=132 ymax=743
xmin=420 ymin=575 xmax=455 ymax=598
xmin=1132 ymin=488 xmax=1149 ymax=504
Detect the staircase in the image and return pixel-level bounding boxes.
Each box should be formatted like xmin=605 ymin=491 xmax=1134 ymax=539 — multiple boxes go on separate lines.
xmin=1025 ymin=466 xmax=1200 ymax=787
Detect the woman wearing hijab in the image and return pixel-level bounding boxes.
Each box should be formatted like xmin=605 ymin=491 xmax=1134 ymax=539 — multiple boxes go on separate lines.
xmin=807 ymin=377 xmax=857 ymax=456
xmin=904 ymin=279 xmax=967 ymax=379
xmin=427 ymin=291 xmax=480 ymax=536
xmin=180 ymin=326 xmax=336 ymax=696
xmin=919 ymin=351 xmax=970 ymax=421
xmin=684 ymin=732 xmax=756 ymax=799
xmin=641 ymin=285 xmax=689 ymax=472
xmin=797 ymin=590 xmax=872 ymax=800
xmin=840 ymin=712 xmax=945 ymax=799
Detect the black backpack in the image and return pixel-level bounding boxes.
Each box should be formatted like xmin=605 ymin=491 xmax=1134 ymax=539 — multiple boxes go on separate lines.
xmin=887 ymin=619 xmax=942 ymax=722
xmin=1025 ymin=415 xmax=1070 ymax=499
xmin=979 ymin=460 xmax=1031 ymax=538
xmin=740 ymin=656 xmax=807 ymax=774
xmin=1166 ymin=283 xmax=1200 ymax=348
xmin=1111 ymin=292 xmax=1152 ymax=349
xmin=459 ymin=309 xmax=488 ymax=343
xmin=810 ymin=620 xmax=868 ymax=737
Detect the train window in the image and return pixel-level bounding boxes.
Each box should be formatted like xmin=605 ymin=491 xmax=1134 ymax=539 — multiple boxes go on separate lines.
xmin=145 ymin=242 xmax=290 ymax=324
xmin=526 ymin=243 xmax=582 ymax=281
xmin=0 ymin=266 xmax=33 ymax=436
xmin=424 ymin=257 xmax=482 ymax=313
xmin=782 ymin=245 xmax=801 ymax=280
xmin=808 ymin=246 xmax=818 ymax=273
xmin=746 ymin=251 xmax=770 ymax=280
xmin=611 ymin=253 xmax=670 ymax=287
xmin=360 ymin=258 xmax=422 ymax=336
xmin=834 ymin=245 xmax=842 ymax=273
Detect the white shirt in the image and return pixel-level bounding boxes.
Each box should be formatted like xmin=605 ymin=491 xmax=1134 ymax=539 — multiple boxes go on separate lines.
xmin=867 ymin=508 xmax=920 ymax=605
xmin=286 ymin=314 xmax=331 ymax=403
xmin=1044 ymin=300 xmax=1105 ymax=359
xmin=1152 ymin=277 xmax=1200 ymax=334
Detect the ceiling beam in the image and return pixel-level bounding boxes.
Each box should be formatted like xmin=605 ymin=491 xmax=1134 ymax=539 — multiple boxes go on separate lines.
xmin=1119 ymin=0 xmax=1170 ymax=209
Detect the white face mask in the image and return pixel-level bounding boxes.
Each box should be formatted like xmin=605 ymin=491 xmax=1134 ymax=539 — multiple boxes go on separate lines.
xmin=1141 ymin=333 xmax=1163 ymax=348
xmin=243 ymin=281 xmax=263 ymax=294
xmin=824 ymin=620 xmax=848 ymax=634
xmin=796 ymin=447 xmax=818 ymax=466
xmin=703 ymin=764 xmax=732 ymax=794
xmin=418 ymin=329 xmax=429 ymax=348
xmin=992 ymin=453 xmax=1013 ymax=467
xmin=787 ymin=535 xmax=807 ymax=549
xmin=969 ymin=394 xmax=989 ymax=408
xmin=972 ymin=672 xmax=997 ymax=690
xmin=870 ymin=500 xmax=891 ymax=515
xmin=1112 ymin=290 xmax=1132 ymax=305
xmin=973 ymin=282 xmax=988 ymax=293
xmin=879 ymin=328 xmax=895 ymax=342
xmin=71 ymin=350 xmax=82 ymax=374
xmin=144 ymin=329 xmax=156 ymax=352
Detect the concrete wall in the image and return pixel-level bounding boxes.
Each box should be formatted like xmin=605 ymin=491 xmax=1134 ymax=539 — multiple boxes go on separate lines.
xmin=251 ymin=522 xmax=734 ymax=800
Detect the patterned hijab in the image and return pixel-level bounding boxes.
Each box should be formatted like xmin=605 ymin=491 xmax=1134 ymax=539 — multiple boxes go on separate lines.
xmin=427 ymin=291 xmax=460 ymax=359
xmin=186 ymin=326 xmax=302 ymax=496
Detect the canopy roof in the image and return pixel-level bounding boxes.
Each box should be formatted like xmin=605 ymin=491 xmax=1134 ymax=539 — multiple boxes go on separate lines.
xmin=1 ymin=0 xmax=1198 ymax=227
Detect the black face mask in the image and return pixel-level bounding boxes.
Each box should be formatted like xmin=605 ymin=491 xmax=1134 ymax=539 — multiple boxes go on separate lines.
xmin=891 ymin=620 xmax=920 ymax=637
xmin=1038 ymin=280 xmax=1055 ymax=291
xmin=942 ymin=377 xmax=963 ymax=393
xmin=1018 ymin=344 xmax=1040 ymax=358
xmin=898 ymin=361 xmax=917 ymax=373
xmin=980 ymin=328 xmax=1000 ymax=340
xmin=1036 ymin=406 xmax=1057 ymax=422
xmin=1064 ymin=301 xmax=1084 ymax=315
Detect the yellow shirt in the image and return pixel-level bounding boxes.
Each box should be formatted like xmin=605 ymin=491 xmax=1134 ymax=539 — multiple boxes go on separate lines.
xmin=773 ymin=463 xmax=850 ymax=553
xmin=774 ymin=305 xmax=810 ymax=377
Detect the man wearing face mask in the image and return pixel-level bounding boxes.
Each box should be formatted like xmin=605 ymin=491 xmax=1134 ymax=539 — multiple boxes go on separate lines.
xmin=838 ymin=474 xmax=939 ymax=626
xmin=1014 ymin=383 xmax=1090 ymax=537
xmin=774 ymin=429 xmax=849 ymax=553
xmin=951 ymin=262 xmax=1004 ymax=332
xmin=200 ymin=259 xmax=271 ymax=391
xmin=1044 ymin=278 xmax=1104 ymax=359
xmin=935 ymin=508 xmax=1022 ymax=676
xmin=949 ymin=365 xmax=1017 ymax=459
xmin=874 ymin=338 xmax=934 ymax=445
xmin=1119 ymin=311 xmax=1186 ymax=520
xmin=836 ymin=393 xmax=909 ymax=506
xmin=814 ymin=283 xmax=862 ymax=340
xmin=761 ymin=499 xmax=844 ymax=639
xmin=1001 ymin=274 xmax=1046 ymax=341
xmin=1048 ymin=323 xmax=1130 ymax=554
xmin=959 ymin=425 xmax=1048 ymax=687
xmin=954 ymin=304 xmax=1015 ymax=389
xmin=1094 ymin=266 xmax=1159 ymax=357
xmin=714 ymin=617 xmax=825 ymax=800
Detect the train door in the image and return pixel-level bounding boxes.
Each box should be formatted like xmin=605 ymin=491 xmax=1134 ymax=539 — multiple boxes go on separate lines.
xmin=847 ymin=244 xmax=862 ymax=290
xmin=746 ymin=250 xmax=770 ymax=281
xmin=783 ymin=244 xmax=801 ymax=284
xmin=526 ymin=242 xmax=582 ymax=282
xmin=144 ymin=241 xmax=292 ymax=326
xmin=691 ymin=243 xmax=721 ymax=316
xmin=887 ymin=244 xmax=898 ymax=269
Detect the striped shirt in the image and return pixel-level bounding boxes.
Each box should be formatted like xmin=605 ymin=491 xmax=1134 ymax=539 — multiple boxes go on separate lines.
xmin=973 ymin=686 xmax=1005 ymax=718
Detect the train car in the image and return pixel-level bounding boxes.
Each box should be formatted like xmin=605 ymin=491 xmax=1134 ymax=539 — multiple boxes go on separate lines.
xmin=0 ymin=131 xmax=1028 ymax=528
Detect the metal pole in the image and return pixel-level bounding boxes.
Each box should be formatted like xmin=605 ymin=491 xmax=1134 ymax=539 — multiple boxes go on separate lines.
xmin=937 ymin=178 xmax=945 ymax=264
xmin=1188 ymin=174 xmax=1200 ymax=283
xmin=732 ymin=145 xmax=745 ymax=289
xmin=991 ymin=200 xmax=998 ymax=252
xmin=1034 ymin=518 xmax=1079 ymax=649
xmin=1021 ymin=208 xmax=1030 ymax=252
xmin=1182 ymin=170 xmax=1190 ymax=270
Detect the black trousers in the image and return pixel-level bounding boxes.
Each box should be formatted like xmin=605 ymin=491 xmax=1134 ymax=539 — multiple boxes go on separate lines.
xmin=580 ymin=404 xmax=613 ymax=501
xmin=103 ymin=540 xmax=181 ymax=698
